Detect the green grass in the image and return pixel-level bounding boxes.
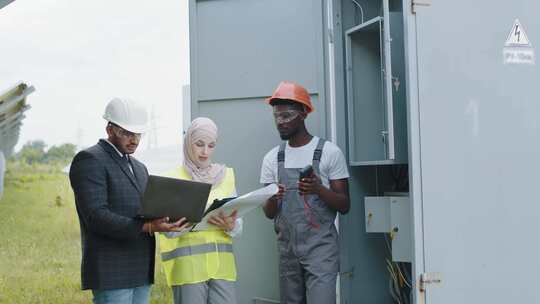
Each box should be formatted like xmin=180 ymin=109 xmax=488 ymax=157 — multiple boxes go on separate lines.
xmin=0 ymin=162 xmax=172 ymax=303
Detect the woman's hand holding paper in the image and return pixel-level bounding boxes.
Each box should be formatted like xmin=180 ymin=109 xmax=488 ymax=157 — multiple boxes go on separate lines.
xmin=207 ymin=209 xmax=238 ymax=232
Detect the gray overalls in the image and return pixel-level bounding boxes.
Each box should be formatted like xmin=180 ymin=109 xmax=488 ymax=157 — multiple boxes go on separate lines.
xmin=275 ymin=138 xmax=339 ymax=304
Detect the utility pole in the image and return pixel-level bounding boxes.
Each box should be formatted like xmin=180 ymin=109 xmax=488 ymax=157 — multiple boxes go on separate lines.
xmin=147 ymin=105 xmax=158 ymax=150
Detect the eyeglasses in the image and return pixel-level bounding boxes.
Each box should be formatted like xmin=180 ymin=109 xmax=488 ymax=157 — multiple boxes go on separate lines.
xmin=110 ymin=124 xmax=142 ymax=140
xmin=273 ymin=110 xmax=302 ymax=124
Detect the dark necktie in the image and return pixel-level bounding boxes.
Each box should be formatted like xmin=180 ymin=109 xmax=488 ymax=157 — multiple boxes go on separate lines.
xmin=123 ymin=155 xmax=134 ymax=175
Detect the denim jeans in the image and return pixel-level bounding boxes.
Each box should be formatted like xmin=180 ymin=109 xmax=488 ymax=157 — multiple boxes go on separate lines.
xmin=92 ymin=285 xmax=151 ymax=304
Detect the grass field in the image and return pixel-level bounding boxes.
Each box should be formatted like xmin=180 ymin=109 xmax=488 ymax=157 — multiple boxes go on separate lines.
xmin=0 ymin=162 xmax=172 ymax=303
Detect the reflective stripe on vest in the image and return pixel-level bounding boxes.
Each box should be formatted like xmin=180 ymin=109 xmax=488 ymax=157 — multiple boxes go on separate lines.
xmin=161 ymin=243 xmax=233 ymax=261
xmin=158 ymin=166 xmax=237 ymax=286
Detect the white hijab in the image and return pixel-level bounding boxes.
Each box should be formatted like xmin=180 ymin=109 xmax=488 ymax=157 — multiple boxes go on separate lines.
xmin=183 ymin=117 xmax=226 ymax=186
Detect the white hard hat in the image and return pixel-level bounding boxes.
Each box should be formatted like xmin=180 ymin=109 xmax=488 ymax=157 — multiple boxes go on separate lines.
xmin=103 ymin=97 xmax=148 ymax=134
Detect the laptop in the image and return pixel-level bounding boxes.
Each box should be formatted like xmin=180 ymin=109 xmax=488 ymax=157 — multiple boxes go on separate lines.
xmin=139 ymin=175 xmax=212 ymax=223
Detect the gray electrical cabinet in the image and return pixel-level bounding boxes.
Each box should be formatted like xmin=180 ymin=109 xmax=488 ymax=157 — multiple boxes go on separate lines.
xmin=407 ymin=0 xmax=540 ymax=303
xmin=189 ymin=0 xmax=540 ymax=303
xmin=189 ymin=0 xmax=328 ymax=303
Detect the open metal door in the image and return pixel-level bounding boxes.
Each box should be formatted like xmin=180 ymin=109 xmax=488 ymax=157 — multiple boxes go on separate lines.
xmin=411 ymin=0 xmax=540 ymax=303
xmin=189 ymin=0 xmax=328 ymax=302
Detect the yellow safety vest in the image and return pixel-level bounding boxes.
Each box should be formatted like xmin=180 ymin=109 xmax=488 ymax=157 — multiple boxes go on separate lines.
xmin=159 ymin=166 xmax=237 ymax=286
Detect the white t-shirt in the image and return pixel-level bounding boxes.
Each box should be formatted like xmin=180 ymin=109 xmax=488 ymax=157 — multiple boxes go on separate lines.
xmin=260 ymin=136 xmax=349 ymax=188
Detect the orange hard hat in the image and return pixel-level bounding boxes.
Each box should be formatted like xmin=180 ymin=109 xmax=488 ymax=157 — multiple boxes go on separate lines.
xmin=266 ymin=81 xmax=314 ymax=113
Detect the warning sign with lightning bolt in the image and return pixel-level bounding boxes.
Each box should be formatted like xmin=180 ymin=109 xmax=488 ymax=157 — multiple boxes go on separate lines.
xmin=503 ymin=19 xmax=535 ymax=65
xmin=505 ymin=19 xmax=531 ymax=47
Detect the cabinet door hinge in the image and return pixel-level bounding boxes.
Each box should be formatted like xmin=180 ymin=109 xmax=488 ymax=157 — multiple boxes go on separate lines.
xmin=412 ymin=0 xmax=431 ymax=14
xmin=419 ymin=272 xmax=442 ymax=292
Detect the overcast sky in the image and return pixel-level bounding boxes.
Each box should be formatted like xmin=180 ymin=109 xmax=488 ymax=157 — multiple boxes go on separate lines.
xmin=0 ymin=0 xmax=189 ymax=152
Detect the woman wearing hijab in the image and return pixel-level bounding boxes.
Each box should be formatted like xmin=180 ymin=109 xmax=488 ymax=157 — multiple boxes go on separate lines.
xmin=159 ymin=117 xmax=242 ymax=304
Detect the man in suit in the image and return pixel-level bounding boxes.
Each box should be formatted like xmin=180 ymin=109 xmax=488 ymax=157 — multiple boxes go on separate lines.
xmin=69 ymin=98 xmax=188 ymax=304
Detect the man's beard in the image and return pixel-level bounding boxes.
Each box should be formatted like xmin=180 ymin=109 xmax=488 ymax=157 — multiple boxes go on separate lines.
xmin=279 ymin=128 xmax=298 ymax=140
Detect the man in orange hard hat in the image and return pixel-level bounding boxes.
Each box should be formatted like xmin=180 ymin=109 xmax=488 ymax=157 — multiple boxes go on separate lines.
xmin=260 ymin=81 xmax=350 ymax=304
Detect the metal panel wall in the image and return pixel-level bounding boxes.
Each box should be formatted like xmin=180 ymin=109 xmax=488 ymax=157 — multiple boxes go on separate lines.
xmin=189 ymin=0 xmax=327 ymax=302
xmin=193 ymin=0 xmax=325 ymax=103
xmin=411 ymin=1 xmax=540 ymax=303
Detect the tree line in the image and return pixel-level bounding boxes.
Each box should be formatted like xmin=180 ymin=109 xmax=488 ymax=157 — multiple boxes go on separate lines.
xmin=12 ymin=140 xmax=76 ymax=165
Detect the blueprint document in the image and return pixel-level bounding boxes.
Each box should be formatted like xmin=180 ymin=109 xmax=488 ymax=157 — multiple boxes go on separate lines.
xmin=193 ymin=183 xmax=278 ymax=231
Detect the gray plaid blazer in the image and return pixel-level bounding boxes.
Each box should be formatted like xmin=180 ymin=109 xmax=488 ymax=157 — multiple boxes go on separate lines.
xmin=69 ymin=139 xmax=153 ymax=290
